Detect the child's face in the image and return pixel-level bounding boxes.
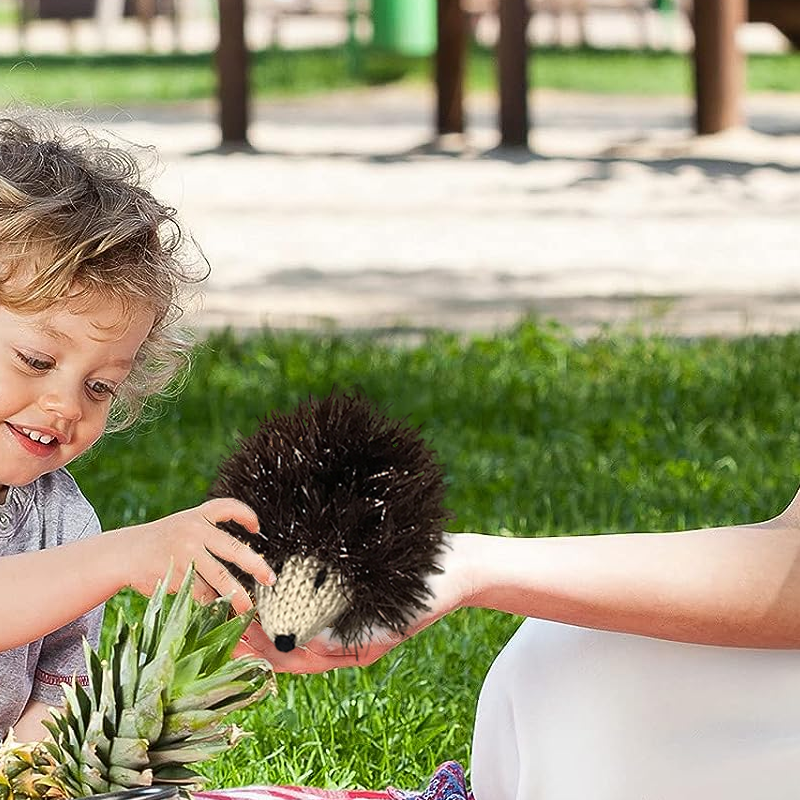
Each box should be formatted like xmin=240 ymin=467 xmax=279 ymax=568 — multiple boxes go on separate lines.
xmin=0 ymin=295 xmax=155 ymax=499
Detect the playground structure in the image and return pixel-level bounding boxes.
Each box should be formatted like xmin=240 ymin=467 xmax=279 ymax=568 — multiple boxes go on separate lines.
xmin=16 ymin=0 xmax=180 ymax=51
xmin=215 ymin=0 xmax=796 ymax=149
xmin=11 ymin=1 xmax=799 ymax=148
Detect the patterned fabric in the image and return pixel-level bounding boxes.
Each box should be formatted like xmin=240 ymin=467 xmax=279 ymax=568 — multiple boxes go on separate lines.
xmin=387 ymin=762 xmax=473 ymax=800
xmin=197 ymin=788 xmax=387 ymax=800
xmin=195 ymin=762 xmax=473 ymax=800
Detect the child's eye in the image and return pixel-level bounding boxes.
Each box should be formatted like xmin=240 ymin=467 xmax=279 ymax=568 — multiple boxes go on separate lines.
xmin=15 ymin=351 xmax=53 ymax=372
xmin=86 ymin=380 xmax=118 ymax=401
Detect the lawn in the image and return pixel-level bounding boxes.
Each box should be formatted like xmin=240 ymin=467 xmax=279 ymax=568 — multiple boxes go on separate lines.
xmin=0 ymin=45 xmax=799 ymax=106
xmin=73 ymin=320 xmax=800 ymax=791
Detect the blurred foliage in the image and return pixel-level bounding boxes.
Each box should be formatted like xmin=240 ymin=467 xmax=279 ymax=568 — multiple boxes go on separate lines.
xmin=0 ymin=45 xmax=798 ymax=105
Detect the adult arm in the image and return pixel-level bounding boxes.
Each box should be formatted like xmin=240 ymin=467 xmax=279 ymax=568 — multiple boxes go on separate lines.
xmin=467 ymin=513 xmax=800 ymax=648
xmin=244 ymin=486 xmax=800 ymax=672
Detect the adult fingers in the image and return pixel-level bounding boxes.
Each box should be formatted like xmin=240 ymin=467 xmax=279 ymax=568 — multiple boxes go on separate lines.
xmin=304 ymin=636 xmax=399 ymax=668
xmin=232 ymin=638 xmax=261 ymax=660
xmin=238 ymin=624 xmax=334 ymax=673
xmin=245 ymin=631 xmax=397 ymax=674
xmin=285 ymin=642 xmax=388 ymax=673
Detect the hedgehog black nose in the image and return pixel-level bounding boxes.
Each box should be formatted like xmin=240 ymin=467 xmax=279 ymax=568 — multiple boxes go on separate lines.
xmin=274 ymin=633 xmax=296 ymax=652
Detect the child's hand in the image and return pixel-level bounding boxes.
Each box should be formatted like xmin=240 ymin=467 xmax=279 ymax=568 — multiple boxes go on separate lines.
xmin=115 ymin=498 xmax=276 ymax=614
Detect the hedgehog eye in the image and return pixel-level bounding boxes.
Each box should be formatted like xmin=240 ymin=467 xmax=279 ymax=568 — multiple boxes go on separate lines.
xmin=273 ymin=561 xmax=284 ymax=576
xmin=313 ymin=568 xmax=328 ymax=590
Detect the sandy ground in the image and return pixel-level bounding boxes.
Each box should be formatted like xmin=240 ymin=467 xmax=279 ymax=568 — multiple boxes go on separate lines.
xmin=81 ymin=84 xmax=800 ymax=339
xmin=8 ymin=3 xmax=799 ymax=338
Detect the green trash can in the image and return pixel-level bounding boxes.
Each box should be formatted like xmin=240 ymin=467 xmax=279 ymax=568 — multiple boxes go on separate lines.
xmin=372 ymin=0 xmax=437 ymax=57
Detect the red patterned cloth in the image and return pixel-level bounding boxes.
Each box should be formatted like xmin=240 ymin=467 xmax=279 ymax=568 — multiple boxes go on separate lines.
xmin=195 ymin=761 xmax=473 ymax=800
xmin=197 ymin=789 xmax=387 ymax=800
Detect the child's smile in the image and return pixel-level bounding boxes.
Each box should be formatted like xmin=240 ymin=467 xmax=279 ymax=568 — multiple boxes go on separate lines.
xmin=5 ymin=422 xmax=62 ymax=456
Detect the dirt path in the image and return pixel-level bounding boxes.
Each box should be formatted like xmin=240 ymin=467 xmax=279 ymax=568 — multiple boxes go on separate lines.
xmin=89 ymin=86 xmax=800 ymax=337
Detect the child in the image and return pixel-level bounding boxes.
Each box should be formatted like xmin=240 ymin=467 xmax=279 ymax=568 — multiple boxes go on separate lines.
xmin=0 ymin=112 xmax=274 ymax=742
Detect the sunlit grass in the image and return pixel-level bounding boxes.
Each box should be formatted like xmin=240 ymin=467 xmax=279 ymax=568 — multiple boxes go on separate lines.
xmin=75 ymin=320 xmax=800 ymax=789
xmin=0 ymin=46 xmax=798 ymax=105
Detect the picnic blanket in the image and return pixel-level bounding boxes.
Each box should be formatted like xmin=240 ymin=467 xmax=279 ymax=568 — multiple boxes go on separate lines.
xmin=195 ymin=761 xmax=473 ymax=800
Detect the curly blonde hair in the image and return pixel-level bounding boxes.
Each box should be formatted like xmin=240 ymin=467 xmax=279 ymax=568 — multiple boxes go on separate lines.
xmin=0 ymin=111 xmax=205 ymax=430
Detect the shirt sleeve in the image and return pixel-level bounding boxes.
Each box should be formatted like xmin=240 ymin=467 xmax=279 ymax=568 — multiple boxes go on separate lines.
xmin=30 ymin=510 xmax=105 ymax=707
xmin=30 ymin=604 xmax=104 ymax=705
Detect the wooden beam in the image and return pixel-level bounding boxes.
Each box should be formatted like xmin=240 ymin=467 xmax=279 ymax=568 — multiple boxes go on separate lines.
xmin=217 ymin=0 xmax=250 ymax=146
xmin=435 ymin=0 xmax=468 ymax=136
xmin=691 ymin=0 xmax=745 ymax=135
xmin=497 ymin=0 xmax=529 ymax=148
xmin=749 ymin=0 xmax=800 ymax=48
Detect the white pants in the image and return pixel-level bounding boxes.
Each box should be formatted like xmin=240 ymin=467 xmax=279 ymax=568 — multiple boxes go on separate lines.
xmin=471 ymin=618 xmax=800 ymax=800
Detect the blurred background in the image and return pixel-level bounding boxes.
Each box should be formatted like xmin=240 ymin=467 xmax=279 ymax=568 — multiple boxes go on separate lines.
xmin=2 ymin=0 xmax=798 ymax=339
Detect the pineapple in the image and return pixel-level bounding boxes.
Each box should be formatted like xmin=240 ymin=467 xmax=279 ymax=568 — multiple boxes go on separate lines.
xmin=0 ymin=566 xmax=275 ymax=800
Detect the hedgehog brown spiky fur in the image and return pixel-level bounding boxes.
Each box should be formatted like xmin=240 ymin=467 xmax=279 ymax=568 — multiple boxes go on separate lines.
xmin=208 ymin=389 xmax=451 ymax=652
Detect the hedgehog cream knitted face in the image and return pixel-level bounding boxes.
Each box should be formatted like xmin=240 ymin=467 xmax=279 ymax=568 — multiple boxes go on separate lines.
xmin=209 ymin=390 xmax=451 ymax=653
xmin=253 ymin=554 xmax=350 ymax=652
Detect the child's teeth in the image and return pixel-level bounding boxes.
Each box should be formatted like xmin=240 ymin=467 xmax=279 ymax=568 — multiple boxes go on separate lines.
xmin=20 ymin=428 xmax=54 ymax=444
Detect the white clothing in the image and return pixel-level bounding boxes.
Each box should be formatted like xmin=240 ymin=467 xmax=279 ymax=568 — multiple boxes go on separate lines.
xmin=471 ymin=618 xmax=800 ymax=799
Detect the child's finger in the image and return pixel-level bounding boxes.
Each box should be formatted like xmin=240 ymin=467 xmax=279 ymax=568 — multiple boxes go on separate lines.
xmin=200 ymin=497 xmax=260 ymax=534
xmin=206 ymin=529 xmax=276 ymax=586
xmin=195 ymin=550 xmax=255 ymax=614
xmin=192 ymin=572 xmax=222 ymax=606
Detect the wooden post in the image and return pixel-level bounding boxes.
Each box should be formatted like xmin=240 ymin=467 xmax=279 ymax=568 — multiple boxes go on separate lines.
xmin=497 ymin=0 xmax=529 ymax=148
xmin=435 ymin=0 xmax=468 ymax=137
xmin=135 ymin=0 xmax=156 ymax=53
xmin=692 ymin=0 xmax=745 ymax=135
xmin=749 ymin=0 xmax=800 ymax=49
xmin=217 ymin=0 xmax=250 ymax=147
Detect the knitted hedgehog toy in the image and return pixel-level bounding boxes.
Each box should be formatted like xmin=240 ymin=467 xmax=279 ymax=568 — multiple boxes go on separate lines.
xmin=208 ymin=390 xmax=451 ymax=653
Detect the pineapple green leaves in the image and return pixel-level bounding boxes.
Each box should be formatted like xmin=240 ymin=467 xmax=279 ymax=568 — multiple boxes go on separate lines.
xmin=0 ymin=566 xmax=275 ymax=800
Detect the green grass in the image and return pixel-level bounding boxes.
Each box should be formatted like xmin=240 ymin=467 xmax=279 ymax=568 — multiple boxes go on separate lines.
xmin=0 ymin=45 xmax=798 ymax=106
xmin=73 ymin=319 xmax=800 ymax=790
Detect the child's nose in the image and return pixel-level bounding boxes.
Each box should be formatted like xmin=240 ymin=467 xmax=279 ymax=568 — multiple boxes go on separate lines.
xmin=39 ymin=387 xmax=83 ymax=421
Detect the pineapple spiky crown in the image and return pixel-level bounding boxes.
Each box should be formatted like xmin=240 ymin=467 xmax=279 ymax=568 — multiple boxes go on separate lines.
xmin=209 ymin=389 xmax=452 ymax=648
xmin=0 ymin=567 xmax=275 ymax=800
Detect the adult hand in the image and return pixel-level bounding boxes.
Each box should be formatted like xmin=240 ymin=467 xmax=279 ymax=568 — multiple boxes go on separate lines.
xmin=234 ymin=533 xmax=476 ymax=672
xmin=115 ymin=498 xmax=276 ymax=614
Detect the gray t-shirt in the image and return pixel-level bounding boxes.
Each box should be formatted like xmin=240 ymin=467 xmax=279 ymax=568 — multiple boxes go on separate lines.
xmin=0 ymin=468 xmax=104 ymax=737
